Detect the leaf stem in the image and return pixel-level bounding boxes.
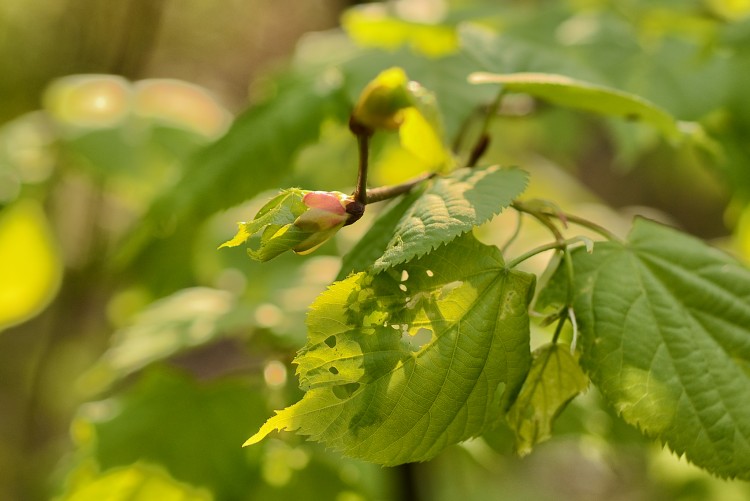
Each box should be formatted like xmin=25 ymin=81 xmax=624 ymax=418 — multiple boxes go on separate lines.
xmin=555 ymin=212 xmax=622 ymax=242
xmin=466 ymin=90 xmax=505 ymax=167
xmin=353 ymin=132 xmax=371 ymax=205
xmin=512 ymin=200 xmax=621 ymax=242
xmin=365 ymin=172 xmax=435 ymax=204
xmin=507 ymin=236 xmax=593 ymax=269
xmin=551 ymin=312 xmax=567 ymax=344
xmin=501 ymin=210 xmax=524 ymax=253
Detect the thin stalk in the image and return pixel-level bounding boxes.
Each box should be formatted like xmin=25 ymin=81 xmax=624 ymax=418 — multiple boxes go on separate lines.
xmin=551 ymin=311 xmax=567 ymax=345
xmin=365 ymin=172 xmax=435 ymax=204
xmin=513 ymin=200 xmax=621 ymax=243
xmin=506 ymin=241 xmax=565 ymax=269
xmin=466 ymin=90 xmax=505 ymax=167
xmin=552 ymin=212 xmax=622 ymax=243
xmin=353 ymin=133 xmax=370 ymax=205
xmin=507 ymin=236 xmax=591 ymax=269
xmin=501 ymin=211 xmax=524 ymax=254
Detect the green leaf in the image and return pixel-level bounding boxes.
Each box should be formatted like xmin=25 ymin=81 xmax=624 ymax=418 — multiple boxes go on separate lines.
xmin=246 ymin=234 xmax=535 ymax=465
xmin=544 ymin=218 xmax=750 ymax=479
xmin=506 ymin=343 xmax=588 ymax=456
xmin=77 ymin=369 xmax=268 ymax=501
xmin=78 ymin=288 xmax=236 ymax=394
xmin=468 ymin=72 xmax=695 ymax=144
xmin=336 ymin=189 xmax=423 ymax=281
xmin=59 ymin=463 xmax=212 ymax=501
xmin=374 ymin=166 xmax=528 ymax=272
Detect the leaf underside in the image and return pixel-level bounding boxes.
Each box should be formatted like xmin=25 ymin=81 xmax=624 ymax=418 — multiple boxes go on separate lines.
xmin=542 ymin=218 xmax=750 ymax=479
xmin=374 ymin=165 xmax=528 ymax=272
xmin=247 ymin=234 xmax=535 ymax=465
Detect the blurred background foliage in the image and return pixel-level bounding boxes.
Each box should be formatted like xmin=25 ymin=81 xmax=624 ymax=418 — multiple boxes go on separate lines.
xmin=2 ymin=0 xmax=750 ymax=500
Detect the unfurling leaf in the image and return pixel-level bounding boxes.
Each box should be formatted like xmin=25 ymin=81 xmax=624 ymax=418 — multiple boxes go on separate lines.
xmin=507 ymin=343 xmax=588 ymax=456
xmin=541 ymin=218 xmax=750 ymax=480
xmin=352 ymin=68 xmax=414 ymax=131
xmin=220 ymin=189 xmax=354 ymax=261
xmin=246 ymin=234 xmax=535 ymax=465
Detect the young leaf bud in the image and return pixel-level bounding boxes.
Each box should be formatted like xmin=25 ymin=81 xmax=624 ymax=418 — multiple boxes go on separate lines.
xmin=352 ymin=67 xmax=414 ymax=131
xmin=220 ymin=189 xmax=356 ymax=261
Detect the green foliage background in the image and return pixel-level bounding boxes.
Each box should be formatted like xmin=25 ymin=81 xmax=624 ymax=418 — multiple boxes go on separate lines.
xmin=2 ymin=0 xmax=750 ymax=500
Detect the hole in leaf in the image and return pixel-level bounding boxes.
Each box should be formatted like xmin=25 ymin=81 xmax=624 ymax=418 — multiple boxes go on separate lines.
xmin=332 ymin=382 xmax=360 ymax=399
xmin=329 ymin=366 xmax=339 ymax=375
xmin=401 ymin=270 xmax=409 ymax=281
xmin=324 ymin=335 xmax=337 ymax=348
xmin=399 ymin=284 xmax=408 ymax=292
xmin=426 ymin=269 xmax=434 ymax=277
xmin=402 ymin=327 xmax=433 ymax=352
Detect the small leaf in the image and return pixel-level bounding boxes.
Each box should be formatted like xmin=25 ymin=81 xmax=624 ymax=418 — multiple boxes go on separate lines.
xmin=220 ymin=189 xmax=352 ymax=262
xmin=469 ymin=72 xmax=697 ymax=144
xmin=506 ymin=343 xmax=588 ymax=456
xmin=351 ymin=67 xmax=414 ymax=130
xmin=59 ymin=463 xmax=212 ymax=501
xmin=0 ymin=200 xmax=62 ymax=330
xmin=545 ymin=218 xmax=750 ymax=479
xmin=374 ymin=166 xmax=528 ymax=271
xmin=246 ymin=234 xmax=535 ymax=465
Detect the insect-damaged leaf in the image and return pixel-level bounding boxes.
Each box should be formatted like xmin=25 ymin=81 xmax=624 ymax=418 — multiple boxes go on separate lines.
xmin=247 ymin=234 xmax=535 ymax=465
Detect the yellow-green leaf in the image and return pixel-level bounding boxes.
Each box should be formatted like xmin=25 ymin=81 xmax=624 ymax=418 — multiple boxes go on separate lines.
xmin=59 ymin=463 xmax=212 ymax=501
xmin=342 ymin=5 xmax=459 ymax=58
xmin=0 ymin=200 xmax=62 ymax=330
xmin=246 ymin=234 xmax=535 ymax=465
xmin=506 ymin=343 xmax=588 ymax=456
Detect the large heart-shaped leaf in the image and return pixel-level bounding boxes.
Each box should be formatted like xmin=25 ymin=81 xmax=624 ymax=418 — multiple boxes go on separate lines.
xmin=247 ymin=234 xmax=535 ymax=465
xmin=540 ymin=218 xmax=750 ymax=479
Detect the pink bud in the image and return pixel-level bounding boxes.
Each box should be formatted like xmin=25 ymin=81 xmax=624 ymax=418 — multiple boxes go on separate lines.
xmin=294 ymin=191 xmax=351 ymax=232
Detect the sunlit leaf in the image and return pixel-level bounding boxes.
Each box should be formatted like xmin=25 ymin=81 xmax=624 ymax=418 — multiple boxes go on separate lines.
xmin=469 ymin=72 xmax=697 ymax=144
xmin=374 ymin=166 xmax=528 ymax=271
xmin=399 ymin=108 xmax=451 ymax=170
xmin=342 ymin=5 xmax=459 ymax=58
xmin=506 ymin=343 xmax=588 ymax=456
xmin=541 ymin=218 xmax=750 ymax=479
xmin=59 ymin=463 xmax=212 ymax=501
xmin=0 ymin=200 xmax=62 ymax=330
xmin=247 ymin=234 xmax=535 ymax=465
